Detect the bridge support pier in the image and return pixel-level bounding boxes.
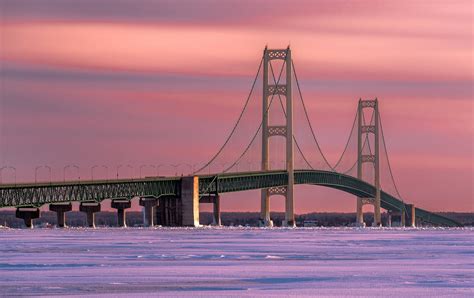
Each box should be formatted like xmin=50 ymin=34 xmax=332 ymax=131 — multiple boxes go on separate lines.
xmin=200 ymin=195 xmax=221 ymax=226
xmin=156 ymin=196 xmax=181 ymax=226
xmin=213 ymin=195 xmax=221 ymax=226
xmin=111 ymin=199 xmax=131 ymax=227
xmin=387 ymin=211 xmax=392 ymax=227
xmin=407 ymin=204 xmax=416 ymax=227
xmin=401 ymin=209 xmax=406 ymax=227
xmin=49 ymin=203 xmax=72 ymax=228
xmin=181 ymin=176 xmax=199 ymax=227
xmin=139 ymin=197 xmax=158 ymax=227
xmin=356 ymin=198 xmax=364 ymax=226
xmin=80 ymin=202 xmax=101 ymax=228
xmin=16 ymin=207 xmax=40 ymax=228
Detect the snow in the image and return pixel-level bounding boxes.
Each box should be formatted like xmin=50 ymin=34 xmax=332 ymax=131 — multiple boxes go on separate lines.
xmin=0 ymin=227 xmax=473 ymax=296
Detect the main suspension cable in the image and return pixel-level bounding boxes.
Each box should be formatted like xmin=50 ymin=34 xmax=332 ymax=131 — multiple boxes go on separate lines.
xmin=379 ymin=111 xmax=404 ymax=202
xmin=291 ymin=60 xmax=335 ymax=170
xmin=222 ymin=54 xmax=288 ymax=173
xmin=194 ymin=56 xmax=264 ymax=174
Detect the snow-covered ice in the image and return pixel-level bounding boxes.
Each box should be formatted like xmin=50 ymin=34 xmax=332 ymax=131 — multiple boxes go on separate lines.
xmin=0 ymin=227 xmax=472 ymax=297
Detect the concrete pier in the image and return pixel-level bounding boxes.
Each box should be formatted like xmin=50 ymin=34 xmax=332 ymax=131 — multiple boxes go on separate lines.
xmin=181 ymin=176 xmax=199 ymax=227
xmin=213 ymin=195 xmax=221 ymax=226
xmin=156 ymin=196 xmax=181 ymax=226
xmin=200 ymin=195 xmax=221 ymax=226
xmin=79 ymin=201 xmax=101 ymax=228
xmin=407 ymin=204 xmax=416 ymax=227
xmin=401 ymin=208 xmax=406 ymax=227
xmin=387 ymin=211 xmax=392 ymax=227
xmin=15 ymin=207 xmax=40 ymax=228
xmin=111 ymin=199 xmax=131 ymax=227
xmin=139 ymin=197 xmax=158 ymax=227
xmin=49 ymin=203 xmax=72 ymax=227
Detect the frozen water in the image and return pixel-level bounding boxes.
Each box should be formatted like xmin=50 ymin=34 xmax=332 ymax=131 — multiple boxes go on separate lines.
xmin=0 ymin=227 xmax=473 ymax=296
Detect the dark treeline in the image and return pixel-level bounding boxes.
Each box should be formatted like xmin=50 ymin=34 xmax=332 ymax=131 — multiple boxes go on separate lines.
xmin=1 ymin=211 xmax=472 ymax=228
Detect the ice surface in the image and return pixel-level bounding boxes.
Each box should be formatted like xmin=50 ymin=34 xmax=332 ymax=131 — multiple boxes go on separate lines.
xmin=0 ymin=227 xmax=473 ymax=297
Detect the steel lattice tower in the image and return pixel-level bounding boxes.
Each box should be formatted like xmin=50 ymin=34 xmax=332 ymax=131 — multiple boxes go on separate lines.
xmin=356 ymin=98 xmax=381 ymax=226
xmin=260 ymin=47 xmax=295 ymax=227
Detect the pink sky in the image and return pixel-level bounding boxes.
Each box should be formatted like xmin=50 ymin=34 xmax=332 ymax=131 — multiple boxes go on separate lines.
xmin=0 ymin=0 xmax=472 ymax=212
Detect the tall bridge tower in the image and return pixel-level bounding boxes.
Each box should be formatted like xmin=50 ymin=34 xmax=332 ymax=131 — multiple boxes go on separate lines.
xmin=356 ymin=98 xmax=381 ymax=226
xmin=260 ymin=47 xmax=295 ymax=227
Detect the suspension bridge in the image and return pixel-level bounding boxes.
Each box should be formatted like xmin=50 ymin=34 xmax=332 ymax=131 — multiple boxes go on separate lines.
xmin=0 ymin=47 xmax=461 ymax=228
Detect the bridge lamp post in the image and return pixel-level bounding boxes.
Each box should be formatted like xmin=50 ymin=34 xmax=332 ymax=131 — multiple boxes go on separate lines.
xmin=139 ymin=165 xmax=146 ymax=179
xmin=155 ymin=164 xmax=165 ymax=176
xmin=45 ymin=165 xmax=52 ymax=184
xmin=91 ymin=165 xmax=98 ymax=181
xmin=91 ymin=165 xmax=108 ymax=181
xmin=140 ymin=165 xmax=156 ymax=179
xmin=0 ymin=166 xmax=16 ymax=184
xmin=91 ymin=165 xmax=107 ymax=181
xmin=126 ymin=165 xmax=134 ymax=180
xmin=184 ymin=163 xmax=196 ymax=175
xmin=116 ymin=165 xmax=123 ymax=179
xmin=64 ymin=164 xmax=80 ymax=182
xmin=35 ymin=165 xmax=51 ymax=183
xmin=170 ymin=164 xmax=181 ymax=176
xmin=35 ymin=166 xmax=41 ymax=183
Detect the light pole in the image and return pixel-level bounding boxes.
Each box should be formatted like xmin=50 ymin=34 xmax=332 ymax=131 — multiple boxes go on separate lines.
xmin=64 ymin=164 xmax=80 ymax=182
xmin=184 ymin=163 xmax=196 ymax=175
xmin=35 ymin=166 xmax=41 ymax=183
xmin=156 ymin=164 xmax=164 ymax=176
xmin=35 ymin=165 xmax=52 ymax=183
xmin=170 ymin=164 xmax=181 ymax=176
xmin=91 ymin=165 xmax=107 ymax=181
xmin=116 ymin=164 xmax=122 ymax=179
xmin=126 ymin=164 xmax=134 ymax=180
xmin=45 ymin=165 xmax=52 ymax=183
xmin=140 ymin=164 xmax=156 ymax=178
xmin=0 ymin=166 xmax=16 ymax=184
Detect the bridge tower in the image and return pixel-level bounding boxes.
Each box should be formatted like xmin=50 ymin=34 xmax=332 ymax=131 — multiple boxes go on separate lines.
xmin=356 ymin=98 xmax=381 ymax=226
xmin=260 ymin=47 xmax=295 ymax=227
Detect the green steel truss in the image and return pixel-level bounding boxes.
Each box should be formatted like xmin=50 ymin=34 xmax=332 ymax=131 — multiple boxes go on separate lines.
xmin=0 ymin=170 xmax=461 ymax=227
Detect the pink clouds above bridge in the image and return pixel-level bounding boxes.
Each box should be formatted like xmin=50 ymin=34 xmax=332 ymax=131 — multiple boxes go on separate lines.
xmin=0 ymin=0 xmax=472 ymax=212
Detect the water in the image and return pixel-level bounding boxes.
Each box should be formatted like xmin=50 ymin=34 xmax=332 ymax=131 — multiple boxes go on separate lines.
xmin=0 ymin=227 xmax=472 ymax=296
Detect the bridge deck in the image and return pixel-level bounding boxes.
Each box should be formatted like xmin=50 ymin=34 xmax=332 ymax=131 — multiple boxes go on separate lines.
xmin=0 ymin=170 xmax=461 ymax=227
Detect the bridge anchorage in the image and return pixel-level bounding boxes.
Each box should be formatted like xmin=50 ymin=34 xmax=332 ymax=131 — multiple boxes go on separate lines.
xmin=0 ymin=46 xmax=462 ymax=228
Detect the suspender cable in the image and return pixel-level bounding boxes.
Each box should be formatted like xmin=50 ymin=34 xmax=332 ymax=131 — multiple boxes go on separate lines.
xmin=194 ymin=56 xmax=264 ymax=174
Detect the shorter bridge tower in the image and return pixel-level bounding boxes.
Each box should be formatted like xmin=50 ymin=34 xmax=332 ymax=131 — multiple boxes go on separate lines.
xmin=356 ymin=98 xmax=381 ymax=226
xmin=260 ymin=46 xmax=295 ymax=227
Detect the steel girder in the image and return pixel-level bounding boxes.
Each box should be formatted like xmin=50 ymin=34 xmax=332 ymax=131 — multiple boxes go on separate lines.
xmin=0 ymin=178 xmax=180 ymax=207
xmin=0 ymin=170 xmax=461 ymax=227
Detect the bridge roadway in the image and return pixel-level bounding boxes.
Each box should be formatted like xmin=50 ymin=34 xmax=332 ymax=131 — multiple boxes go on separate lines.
xmin=0 ymin=170 xmax=461 ymax=227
